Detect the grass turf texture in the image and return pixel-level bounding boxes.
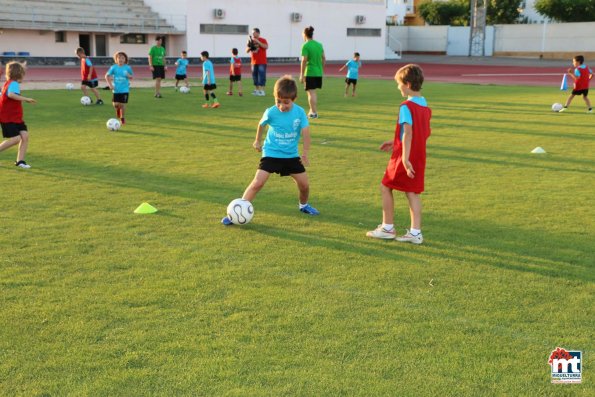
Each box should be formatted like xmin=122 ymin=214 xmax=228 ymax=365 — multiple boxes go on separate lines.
xmin=1 ymin=78 xmax=593 ymax=396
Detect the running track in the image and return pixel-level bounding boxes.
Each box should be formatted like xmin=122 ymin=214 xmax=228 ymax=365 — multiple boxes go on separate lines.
xmin=22 ymin=61 xmax=565 ymax=87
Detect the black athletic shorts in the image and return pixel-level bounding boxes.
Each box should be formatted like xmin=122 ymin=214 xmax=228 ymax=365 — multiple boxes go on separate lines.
xmin=82 ymin=80 xmax=99 ymax=88
xmin=229 ymin=75 xmax=241 ymax=82
xmin=203 ymin=84 xmax=217 ymax=91
xmin=152 ymin=65 xmax=165 ymax=79
xmin=305 ymin=76 xmax=323 ymax=91
xmin=258 ymin=157 xmax=306 ymax=176
xmin=1 ymin=122 xmax=27 ymax=138
xmin=112 ymin=93 xmax=129 ymax=104
xmin=345 ymin=78 xmax=357 ymax=85
xmin=175 ymin=74 xmax=187 ymax=81
xmin=572 ymin=89 xmax=589 ymax=97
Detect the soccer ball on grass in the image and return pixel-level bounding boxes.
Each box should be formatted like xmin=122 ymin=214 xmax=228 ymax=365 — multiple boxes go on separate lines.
xmin=226 ymin=199 xmax=254 ymax=225
xmin=80 ymin=96 xmax=92 ymax=106
xmin=106 ymin=118 xmax=121 ymax=131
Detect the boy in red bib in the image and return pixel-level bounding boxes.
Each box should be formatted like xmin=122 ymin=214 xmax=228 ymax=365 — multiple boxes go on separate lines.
xmin=227 ymin=48 xmax=243 ymax=96
xmin=561 ymin=55 xmax=593 ymax=113
xmin=0 ymin=62 xmax=36 ymax=168
xmin=367 ymin=64 xmax=431 ymax=244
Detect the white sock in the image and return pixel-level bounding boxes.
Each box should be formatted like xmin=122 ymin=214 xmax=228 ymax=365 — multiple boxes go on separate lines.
xmin=410 ymin=228 xmax=421 ymax=236
xmin=382 ymin=224 xmax=394 ymax=231
xmin=299 ymin=203 xmax=308 ymax=209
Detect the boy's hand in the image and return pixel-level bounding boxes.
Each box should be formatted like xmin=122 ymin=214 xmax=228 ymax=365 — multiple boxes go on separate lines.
xmin=301 ymin=153 xmax=309 ymax=166
xmin=253 ymin=141 xmax=262 ymax=152
xmin=379 ymin=141 xmax=393 ymax=152
xmin=403 ymin=160 xmax=415 ymax=178
xmin=26 ymin=98 xmax=37 ymax=104
xmin=567 ymin=68 xmax=573 ymax=73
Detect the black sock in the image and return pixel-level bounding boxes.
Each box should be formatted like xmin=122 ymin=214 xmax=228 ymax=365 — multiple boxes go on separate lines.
xmin=210 ymin=93 xmax=217 ymax=99
xmin=204 ymin=94 xmax=209 ymax=101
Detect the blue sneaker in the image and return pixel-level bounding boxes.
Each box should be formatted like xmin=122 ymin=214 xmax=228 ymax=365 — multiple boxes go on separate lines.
xmin=299 ymin=204 xmax=320 ymax=215
xmin=221 ymin=216 xmax=233 ymax=225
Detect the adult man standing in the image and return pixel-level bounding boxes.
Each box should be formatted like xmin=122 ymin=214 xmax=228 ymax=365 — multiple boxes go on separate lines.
xmin=149 ymin=36 xmax=166 ymax=98
xmin=246 ymin=28 xmax=269 ymax=96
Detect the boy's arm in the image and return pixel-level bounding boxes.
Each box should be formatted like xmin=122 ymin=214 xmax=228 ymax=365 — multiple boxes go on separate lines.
xmin=301 ymin=126 xmax=311 ymax=166
xmin=253 ymin=124 xmax=265 ymax=151
xmin=401 ymin=123 xmax=415 ymax=178
xmin=7 ymin=92 xmax=36 ymax=103
xmin=300 ymin=56 xmax=307 ymax=83
xmin=105 ymin=73 xmax=114 ymax=90
xmin=338 ymin=64 xmax=345 ymax=72
xmin=88 ymin=65 xmax=95 ymax=80
xmin=148 ymin=49 xmax=154 ymax=71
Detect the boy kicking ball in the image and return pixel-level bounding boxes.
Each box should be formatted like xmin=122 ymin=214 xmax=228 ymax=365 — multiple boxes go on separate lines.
xmin=221 ymin=75 xmax=319 ymax=225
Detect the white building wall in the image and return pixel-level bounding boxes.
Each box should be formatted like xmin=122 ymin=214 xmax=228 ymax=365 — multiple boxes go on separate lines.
xmin=184 ymin=0 xmax=386 ymax=61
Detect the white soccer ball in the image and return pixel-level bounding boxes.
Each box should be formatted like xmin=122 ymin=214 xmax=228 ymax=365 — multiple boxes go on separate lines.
xmin=552 ymin=103 xmax=563 ymax=112
xmin=80 ymin=96 xmax=92 ymax=106
xmin=66 ymin=83 xmax=74 ymax=90
xmin=226 ymin=198 xmax=254 ymax=225
xmin=106 ymin=118 xmax=121 ymax=131
xmin=179 ymin=86 xmax=190 ymax=94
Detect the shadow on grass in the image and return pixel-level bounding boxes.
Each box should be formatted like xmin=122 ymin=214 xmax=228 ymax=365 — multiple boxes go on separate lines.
xmin=28 ymin=154 xmax=592 ymax=283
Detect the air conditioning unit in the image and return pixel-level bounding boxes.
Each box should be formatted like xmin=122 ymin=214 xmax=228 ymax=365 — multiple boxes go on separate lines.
xmin=355 ymin=15 xmax=366 ymax=25
xmin=291 ymin=12 xmax=302 ymax=23
xmin=213 ymin=9 xmax=226 ymax=19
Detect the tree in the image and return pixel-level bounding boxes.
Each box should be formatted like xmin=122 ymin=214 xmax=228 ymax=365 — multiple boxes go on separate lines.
xmin=418 ymin=0 xmax=469 ymax=26
xmin=486 ymin=0 xmax=524 ymax=24
xmin=534 ymin=0 xmax=595 ymax=22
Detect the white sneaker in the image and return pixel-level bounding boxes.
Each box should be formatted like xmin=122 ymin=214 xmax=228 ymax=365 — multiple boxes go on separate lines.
xmin=15 ymin=161 xmax=31 ymax=169
xmin=366 ymin=225 xmax=396 ymax=239
xmin=396 ymin=230 xmax=423 ymax=244
xmin=559 ymin=107 xmax=566 ymax=112
xmin=252 ymin=90 xmax=259 ymax=96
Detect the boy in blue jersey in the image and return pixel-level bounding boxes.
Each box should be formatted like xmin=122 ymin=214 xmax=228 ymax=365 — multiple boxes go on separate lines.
xmin=174 ymin=50 xmax=189 ymax=91
xmin=105 ymin=51 xmax=133 ymax=125
xmin=339 ymin=52 xmax=361 ymax=97
xmin=221 ymin=75 xmax=319 ymax=225
xmin=201 ymin=51 xmax=220 ymax=108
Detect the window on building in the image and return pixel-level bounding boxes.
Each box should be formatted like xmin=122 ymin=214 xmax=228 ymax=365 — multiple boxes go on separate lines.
xmin=200 ymin=24 xmax=249 ymax=35
xmin=347 ymin=28 xmax=381 ymax=37
xmin=120 ymin=34 xmax=147 ymax=44
xmin=55 ymin=31 xmax=66 ymax=43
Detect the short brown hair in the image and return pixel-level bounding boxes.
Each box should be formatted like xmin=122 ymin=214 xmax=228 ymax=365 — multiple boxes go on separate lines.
xmin=113 ymin=51 xmax=129 ymax=63
xmin=395 ymin=64 xmax=424 ymax=91
xmin=274 ymin=75 xmax=298 ymax=100
xmin=5 ymin=61 xmax=26 ymax=81
xmin=75 ymin=47 xmax=86 ymax=55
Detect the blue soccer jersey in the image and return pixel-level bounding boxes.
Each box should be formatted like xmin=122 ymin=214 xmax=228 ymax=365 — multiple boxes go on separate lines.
xmin=260 ymin=103 xmax=309 ymax=158
xmin=7 ymin=81 xmax=20 ymax=95
xmin=346 ymin=60 xmax=361 ymax=79
xmin=176 ymin=58 xmax=189 ymax=75
xmin=107 ymin=64 xmax=133 ymax=93
xmin=202 ymin=60 xmax=216 ymax=85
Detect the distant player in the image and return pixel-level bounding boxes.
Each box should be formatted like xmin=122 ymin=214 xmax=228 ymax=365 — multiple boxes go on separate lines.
xmin=560 ymin=55 xmax=593 ymax=113
xmin=227 ymin=48 xmax=243 ymax=96
xmin=201 ymin=51 xmax=220 ymax=108
xmin=105 ymin=51 xmax=133 ymax=125
xmin=0 ymin=61 xmax=36 ymax=168
xmin=174 ymin=50 xmax=190 ymax=90
xmin=148 ymin=36 xmax=166 ymax=98
xmin=75 ymin=47 xmax=103 ymax=105
xmin=221 ymin=75 xmax=319 ymax=226
xmin=339 ymin=52 xmax=361 ymax=97
xmin=367 ymin=64 xmax=431 ymax=244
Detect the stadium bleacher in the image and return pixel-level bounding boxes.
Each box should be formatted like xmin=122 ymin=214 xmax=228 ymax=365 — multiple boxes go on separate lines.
xmin=0 ymin=0 xmax=181 ymax=34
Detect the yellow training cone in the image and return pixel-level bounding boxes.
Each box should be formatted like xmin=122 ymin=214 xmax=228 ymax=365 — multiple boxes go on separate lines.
xmin=134 ymin=202 xmax=158 ymax=214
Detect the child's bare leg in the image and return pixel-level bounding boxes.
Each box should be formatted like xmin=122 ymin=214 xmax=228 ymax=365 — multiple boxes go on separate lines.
xmin=91 ymin=87 xmax=101 ymax=101
xmin=120 ymin=104 xmax=126 ymax=119
xmin=242 ymin=170 xmax=271 ymax=202
xmin=16 ymin=131 xmax=29 ymax=162
xmin=381 ymin=184 xmax=394 ymax=225
xmin=405 ymin=192 xmax=422 ymax=230
xmin=352 ymin=84 xmax=357 ymax=97
xmin=0 ymin=136 xmax=21 ymax=153
xmin=583 ymin=95 xmax=591 ymax=109
xmin=80 ymin=85 xmax=89 ymax=97
xmin=306 ymin=89 xmax=318 ymax=115
xmin=184 ymin=78 xmax=189 ymax=88
xmin=291 ymin=172 xmax=310 ymax=204
xmin=238 ymin=80 xmax=243 ymax=95
xmin=228 ymin=81 xmax=233 ymax=94
xmin=344 ymin=83 xmax=349 ymax=96
xmin=564 ymin=94 xmax=575 ymax=107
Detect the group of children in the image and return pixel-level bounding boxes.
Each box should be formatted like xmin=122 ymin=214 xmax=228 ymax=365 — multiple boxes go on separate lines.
xmin=1 ymin=51 xmax=591 ymax=244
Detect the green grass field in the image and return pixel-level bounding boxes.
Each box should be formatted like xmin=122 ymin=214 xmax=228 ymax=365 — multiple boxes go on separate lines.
xmin=1 ymin=77 xmax=593 ymax=396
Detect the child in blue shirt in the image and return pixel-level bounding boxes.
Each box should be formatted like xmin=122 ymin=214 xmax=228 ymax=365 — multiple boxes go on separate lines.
xmin=105 ymin=51 xmax=133 ymax=125
xmin=201 ymin=51 xmax=219 ymax=108
xmin=174 ymin=50 xmax=190 ymax=91
xmin=339 ymin=52 xmax=361 ymax=97
xmin=221 ymin=75 xmax=319 ymax=225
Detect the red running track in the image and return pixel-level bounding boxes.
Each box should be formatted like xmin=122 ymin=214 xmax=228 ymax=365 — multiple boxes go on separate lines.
xmin=20 ymin=62 xmax=565 ymax=87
